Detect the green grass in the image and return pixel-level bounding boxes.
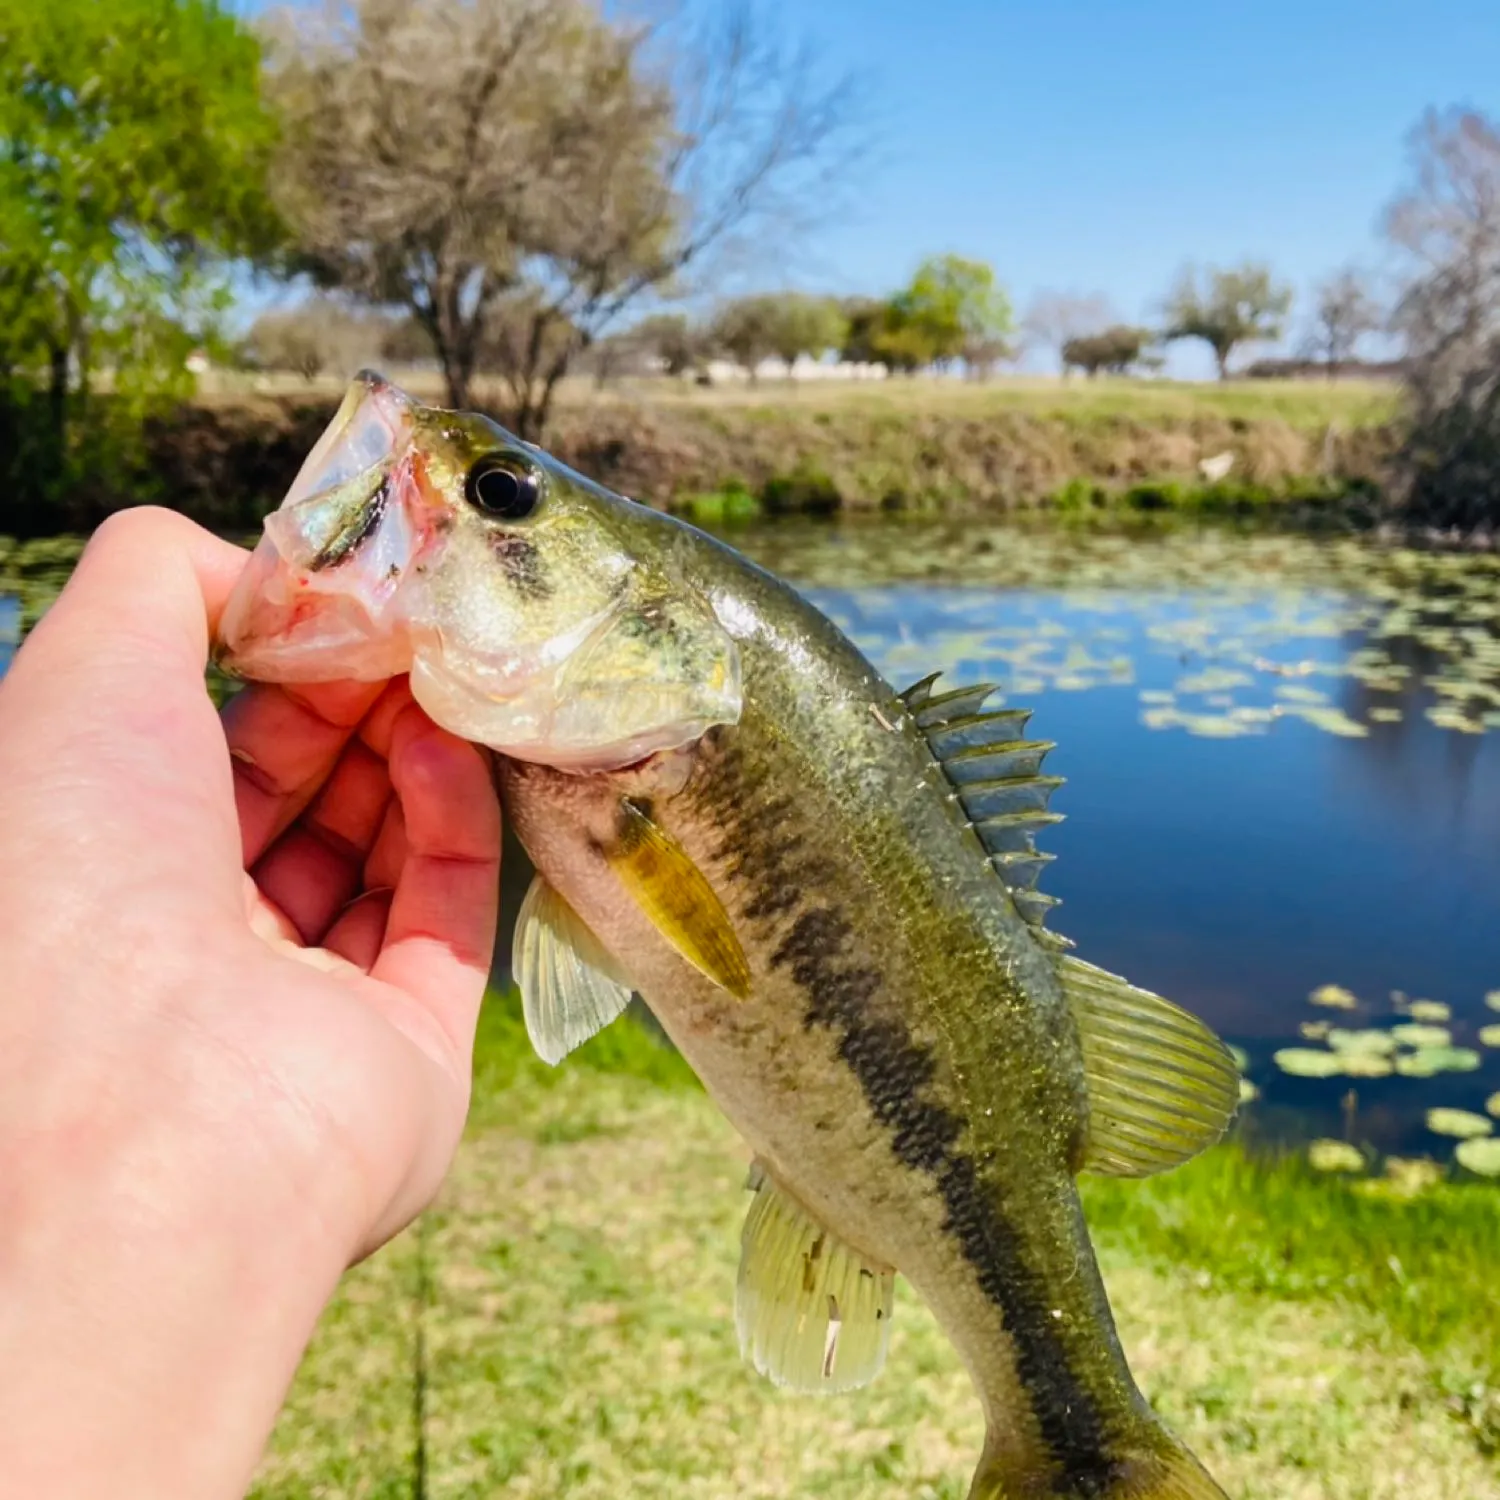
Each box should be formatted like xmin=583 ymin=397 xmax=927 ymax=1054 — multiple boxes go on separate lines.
xmin=605 ymin=373 xmax=1398 ymax=434
xmin=250 ymin=992 xmax=1500 ymax=1499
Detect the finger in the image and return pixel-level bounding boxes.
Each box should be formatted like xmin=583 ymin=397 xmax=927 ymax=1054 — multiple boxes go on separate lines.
xmin=364 ymin=798 xmax=408 ymax=894
xmin=225 ymin=680 xmax=389 ymax=865
xmin=371 ymin=708 xmax=501 ymax=1065
xmin=250 ymin=742 xmax=392 ymax=944
xmin=356 ymin=677 xmax=416 ymax=760
xmin=0 ymin=510 xmax=252 ymax=891
xmin=323 ymin=889 xmax=394 ymax=971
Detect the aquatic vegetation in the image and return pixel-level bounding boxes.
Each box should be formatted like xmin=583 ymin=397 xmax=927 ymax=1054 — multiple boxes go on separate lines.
xmin=1406 ymin=999 xmax=1452 ymax=1023
xmin=1389 ymin=1023 xmax=1452 ymax=1048
xmin=1326 ymin=1028 xmax=1397 ymax=1055
xmin=1273 ymin=1047 xmax=1346 ymax=1078
xmin=1477 ymin=1024 xmax=1500 ymax=1047
xmin=1307 ymin=1139 xmax=1364 ymax=1172
xmin=1455 ymin=1137 xmax=1500 ymax=1176
xmin=1309 ymin=984 xmax=1359 ymax=1010
xmin=1425 ymin=1108 xmax=1493 ymax=1139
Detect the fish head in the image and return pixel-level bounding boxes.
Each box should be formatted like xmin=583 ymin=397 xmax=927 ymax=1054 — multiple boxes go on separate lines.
xmin=217 ymin=371 xmax=742 ymax=771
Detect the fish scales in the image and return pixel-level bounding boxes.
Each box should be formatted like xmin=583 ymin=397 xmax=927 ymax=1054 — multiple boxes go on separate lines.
xmin=502 ymin=553 xmax=1171 ymax=1496
xmin=217 ymin=374 xmax=1235 ymax=1500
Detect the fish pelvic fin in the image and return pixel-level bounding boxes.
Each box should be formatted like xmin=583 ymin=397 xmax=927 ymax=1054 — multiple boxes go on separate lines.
xmin=515 ymin=874 xmax=634 ymax=1066
xmin=967 ymin=1427 xmax=1229 ymax=1500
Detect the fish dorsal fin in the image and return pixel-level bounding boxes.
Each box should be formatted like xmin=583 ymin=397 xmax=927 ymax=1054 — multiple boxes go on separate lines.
xmin=1058 ymin=956 xmax=1241 ymax=1177
xmin=736 ymin=1162 xmax=896 ymax=1393
xmin=516 ymin=875 xmax=634 ymax=1065
xmin=605 ymin=798 xmax=752 ymax=999
xmin=899 ymin=673 xmax=1066 ymax=934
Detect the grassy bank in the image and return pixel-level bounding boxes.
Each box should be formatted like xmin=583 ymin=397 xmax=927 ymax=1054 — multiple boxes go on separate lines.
xmin=251 ymin=992 xmax=1500 ymax=1500
xmin=18 ymin=376 xmax=1399 ymax=535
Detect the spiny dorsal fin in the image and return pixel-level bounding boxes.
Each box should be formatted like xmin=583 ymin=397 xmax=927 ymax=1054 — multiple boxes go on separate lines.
xmin=899 ymin=673 xmax=1065 ymax=933
xmin=737 ymin=1162 xmax=896 ymax=1393
xmin=1058 ymin=956 xmax=1240 ymax=1178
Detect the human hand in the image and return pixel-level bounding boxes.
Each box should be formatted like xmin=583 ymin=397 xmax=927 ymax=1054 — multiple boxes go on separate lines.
xmin=0 ymin=508 xmax=501 ymax=1497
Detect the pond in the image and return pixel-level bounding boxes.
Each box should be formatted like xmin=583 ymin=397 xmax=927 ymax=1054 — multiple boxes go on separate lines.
xmin=3 ymin=520 xmax=1499 ymax=1165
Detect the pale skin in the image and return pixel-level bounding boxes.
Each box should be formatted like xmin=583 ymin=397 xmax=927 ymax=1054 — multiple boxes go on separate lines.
xmin=0 ymin=507 xmax=504 ymax=1497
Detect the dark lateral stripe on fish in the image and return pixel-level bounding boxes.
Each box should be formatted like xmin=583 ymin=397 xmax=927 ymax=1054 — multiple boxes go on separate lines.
xmin=771 ymin=904 xmax=1123 ymax=1496
xmin=310 ymin=475 xmax=389 ymax=571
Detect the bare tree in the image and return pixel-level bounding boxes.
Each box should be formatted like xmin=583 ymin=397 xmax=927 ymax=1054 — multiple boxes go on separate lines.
xmin=1307 ymin=268 xmax=1382 ymax=378
xmin=263 ymin=0 xmax=864 ymax=437
xmin=1384 ymin=107 xmax=1500 ymax=529
xmin=1021 ymin=291 xmax=1116 ymax=371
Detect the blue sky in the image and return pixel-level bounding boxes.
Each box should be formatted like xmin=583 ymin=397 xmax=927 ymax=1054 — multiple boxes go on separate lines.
xmin=787 ymin=0 xmax=1499 ymax=372
xmin=243 ymin=1 xmax=1500 ymax=376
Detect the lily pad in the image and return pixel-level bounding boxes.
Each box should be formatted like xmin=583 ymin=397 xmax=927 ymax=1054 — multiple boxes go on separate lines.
xmin=1227 ymin=1044 xmax=1250 ymax=1072
xmin=1486 ymin=1092 xmax=1500 ymax=1118
xmin=1238 ymin=1078 xmax=1260 ymax=1104
xmin=1299 ymin=1020 xmax=1332 ymax=1040
xmin=1274 ymin=683 xmax=1330 ymax=704
xmin=1307 ymin=1139 xmax=1364 ymax=1173
xmin=1381 ymin=1157 xmax=1445 ymax=1195
xmin=1338 ymin=1052 xmax=1394 ymax=1078
xmin=1478 ymin=1025 xmax=1500 ymax=1048
xmin=1487 ymin=990 xmax=1500 ymax=1013
xmin=1175 ymin=667 xmax=1253 ymax=694
xmin=1308 ymin=984 xmax=1358 ymax=1011
xmin=1397 ymin=1046 xmax=1481 ymax=1076
xmin=1390 ymin=1024 xmax=1452 ymax=1049
xmin=1273 ymin=1047 xmax=1345 ymax=1079
xmin=1327 ymin=1028 xmax=1397 ymax=1056
xmin=1455 ymin=1138 xmax=1500 ymax=1177
xmin=1281 ymin=704 xmax=1369 ymax=738
xmin=1407 ymin=999 xmax=1451 ymax=1023
xmin=1426 ymin=1107 xmax=1493 ymax=1139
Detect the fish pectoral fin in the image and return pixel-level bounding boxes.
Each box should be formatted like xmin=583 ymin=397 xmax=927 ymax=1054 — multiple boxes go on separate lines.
xmin=1060 ymin=956 xmax=1241 ymax=1178
xmin=516 ymin=875 xmax=634 ymax=1066
xmin=736 ymin=1161 xmax=895 ymax=1394
xmin=604 ymin=798 xmax=751 ymax=999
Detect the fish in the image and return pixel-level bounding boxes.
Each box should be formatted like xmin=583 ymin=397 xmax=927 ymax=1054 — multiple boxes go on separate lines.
xmin=217 ymin=372 xmax=1240 ymax=1500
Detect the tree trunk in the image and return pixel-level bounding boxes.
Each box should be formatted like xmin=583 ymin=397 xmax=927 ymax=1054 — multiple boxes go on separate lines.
xmin=1215 ymin=346 xmax=1231 ymax=380
xmin=46 ymin=343 xmax=69 ymax=471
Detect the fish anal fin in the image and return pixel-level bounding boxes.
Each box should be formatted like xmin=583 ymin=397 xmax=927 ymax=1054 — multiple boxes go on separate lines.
xmin=606 ymin=798 xmax=751 ymax=999
xmin=1059 ymin=956 xmax=1240 ymax=1178
xmin=736 ymin=1163 xmax=895 ymax=1394
xmin=516 ymin=875 xmax=633 ymax=1066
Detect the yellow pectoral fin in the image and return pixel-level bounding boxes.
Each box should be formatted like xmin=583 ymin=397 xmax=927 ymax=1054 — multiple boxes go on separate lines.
xmin=606 ymin=799 xmax=752 ymax=999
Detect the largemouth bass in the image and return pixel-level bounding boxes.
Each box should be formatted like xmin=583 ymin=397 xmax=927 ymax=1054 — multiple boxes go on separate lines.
xmin=218 ymin=374 xmax=1239 ymax=1500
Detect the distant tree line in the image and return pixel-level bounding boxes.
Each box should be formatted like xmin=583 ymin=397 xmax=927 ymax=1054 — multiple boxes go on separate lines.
xmin=2 ymin=0 xmax=1499 ymax=528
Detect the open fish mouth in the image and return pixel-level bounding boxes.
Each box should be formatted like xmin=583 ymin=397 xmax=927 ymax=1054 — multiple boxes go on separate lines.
xmin=216 ymin=371 xmax=743 ymax=770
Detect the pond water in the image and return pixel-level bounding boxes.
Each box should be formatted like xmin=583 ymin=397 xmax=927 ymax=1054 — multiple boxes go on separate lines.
xmin=3 ymin=521 xmax=1498 ymax=1163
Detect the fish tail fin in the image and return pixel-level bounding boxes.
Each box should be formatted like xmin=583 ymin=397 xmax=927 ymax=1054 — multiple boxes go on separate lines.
xmin=967 ymin=1426 xmax=1228 ymax=1500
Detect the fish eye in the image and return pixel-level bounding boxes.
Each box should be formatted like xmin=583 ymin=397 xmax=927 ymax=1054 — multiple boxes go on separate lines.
xmin=465 ymin=454 xmax=543 ymax=519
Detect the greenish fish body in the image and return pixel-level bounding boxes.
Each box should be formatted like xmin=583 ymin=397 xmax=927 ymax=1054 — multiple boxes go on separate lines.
xmin=218 ymin=376 xmax=1238 ymax=1500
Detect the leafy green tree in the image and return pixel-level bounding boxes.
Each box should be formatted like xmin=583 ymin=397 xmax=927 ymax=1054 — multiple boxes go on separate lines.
xmin=882 ymin=254 xmax=1014 ymax=371
xmin=1161 ymin=263 xmax=1294 ymax=379
xmin=0 ymin=0 xmax=281 ymax=523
